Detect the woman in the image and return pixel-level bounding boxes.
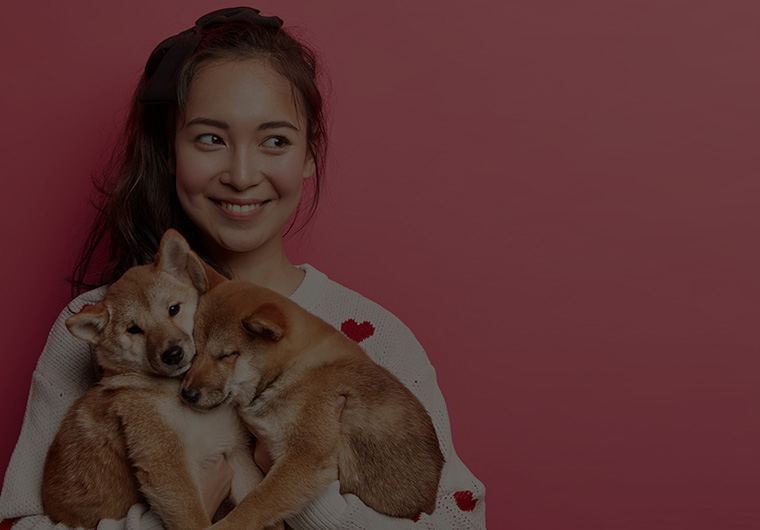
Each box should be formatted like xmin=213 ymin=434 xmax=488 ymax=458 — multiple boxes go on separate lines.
xmin=0 ymin=7 xmax=485 ymax=529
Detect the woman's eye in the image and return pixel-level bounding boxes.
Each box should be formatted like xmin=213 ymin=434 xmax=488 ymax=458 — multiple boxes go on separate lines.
xmin=127 ymin=325 xmax=144 ymax=335
xmin=196 ymin=134 xmax=224 ymax=146
xmin=262 ymin=136 xmax=289 ymax=149
xmin=169 ymin=304 xmax=180 ymax=317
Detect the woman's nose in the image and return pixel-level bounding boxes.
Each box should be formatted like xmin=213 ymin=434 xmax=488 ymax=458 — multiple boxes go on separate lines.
xmin=221 ymin=149 xmax=263 ymax=189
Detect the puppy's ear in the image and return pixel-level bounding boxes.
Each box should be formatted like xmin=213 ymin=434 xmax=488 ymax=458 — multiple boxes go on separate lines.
xmin=242 ymin=303 xmax=286 ymax=342
xmin=155 ymin=229 xmax=209 ymax=293
xmin=66 ymin=303 xmax=109 ymax=344
xmin=202 ymin=260 xmax=228 ymax=291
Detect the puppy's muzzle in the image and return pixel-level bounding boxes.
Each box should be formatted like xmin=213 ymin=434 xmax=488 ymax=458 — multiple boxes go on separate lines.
xmin=161 ymin=346 xmax=184 ymax=366
xmin=181 ymin=387 xmax=200 ymax=404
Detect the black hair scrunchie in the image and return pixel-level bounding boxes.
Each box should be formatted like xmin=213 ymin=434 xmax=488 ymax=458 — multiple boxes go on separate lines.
xmin=140 ymin=6 xmax=283 ymax=104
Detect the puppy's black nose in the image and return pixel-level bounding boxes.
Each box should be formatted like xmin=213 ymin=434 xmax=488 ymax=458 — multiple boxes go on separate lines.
xmin=181 ymin=387 xmax=200 ymax=404
xmin=161 ymin=346 xmax=184 ymax=365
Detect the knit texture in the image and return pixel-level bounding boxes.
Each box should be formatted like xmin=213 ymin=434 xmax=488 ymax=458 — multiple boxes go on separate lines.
xmin=0 ymin=265 xmax=486 ymax=529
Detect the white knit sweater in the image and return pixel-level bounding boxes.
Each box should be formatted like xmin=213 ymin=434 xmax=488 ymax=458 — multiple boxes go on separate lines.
xmin=0 ymin=265 xmax=486 ymax=530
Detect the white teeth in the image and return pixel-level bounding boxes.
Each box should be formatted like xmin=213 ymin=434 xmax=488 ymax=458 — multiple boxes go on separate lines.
xmin=220 ymin=201 xmax=263 ymax=213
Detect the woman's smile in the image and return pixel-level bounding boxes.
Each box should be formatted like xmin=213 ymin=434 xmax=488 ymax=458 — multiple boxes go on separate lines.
xmin=214 ymin=199 xmax=269 ymax=219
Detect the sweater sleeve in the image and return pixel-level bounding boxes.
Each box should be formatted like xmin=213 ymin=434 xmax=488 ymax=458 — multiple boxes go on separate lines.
xmin=0 ymin=289 xmax=165 ymax=530
xmin=286 ymin=299 xmax=486 ymax=530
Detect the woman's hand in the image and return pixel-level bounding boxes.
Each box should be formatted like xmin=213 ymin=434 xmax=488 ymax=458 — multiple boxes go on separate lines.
xmin=199 ymin=455 xmax=233 ymax=520
xmin=251 ymin=395 xmax=346 ymax=474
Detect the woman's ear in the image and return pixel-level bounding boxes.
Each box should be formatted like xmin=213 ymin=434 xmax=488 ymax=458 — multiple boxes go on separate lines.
xmin=302 ymin=154 xmax=316 ymax=180
xmin=302 ymin=142 xmax=318 ymax=180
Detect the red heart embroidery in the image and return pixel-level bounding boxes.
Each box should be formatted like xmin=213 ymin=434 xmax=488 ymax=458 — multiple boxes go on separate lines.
xmin=341 ymin=319 xmax=375 ymax=343
xmin=454 ymin=490 xmax=477 ymax=512
xmin=412 ymin=513 xmax=422 ymax=522
xmin=0 ymin=518 xmax=19 ymax=530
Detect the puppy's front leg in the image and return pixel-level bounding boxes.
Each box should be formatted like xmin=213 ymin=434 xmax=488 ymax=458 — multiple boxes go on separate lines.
xmin=225 ymin=448 xmax=284 ymax=530
xmin=226 ymin=444 xmax=264 ymax=504
xmin=210 ymin=449 xmax=336 ymax=530
xmin=211 ymin=397 xmax=340 ymax=530
xmin=116 ymin=398 xmax=210 ymax=530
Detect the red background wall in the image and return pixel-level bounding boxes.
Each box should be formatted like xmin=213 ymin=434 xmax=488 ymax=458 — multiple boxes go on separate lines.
xmin=2 ymin=1 xmax=759 ymax=528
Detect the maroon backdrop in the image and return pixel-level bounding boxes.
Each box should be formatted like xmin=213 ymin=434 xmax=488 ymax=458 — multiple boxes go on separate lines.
xmin=1 ymin=1 xmax=759 ymax=528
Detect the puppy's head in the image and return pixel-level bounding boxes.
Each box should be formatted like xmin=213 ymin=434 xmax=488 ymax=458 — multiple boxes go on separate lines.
xmin=181 ymin=281 xmax=287 ymax=410
xmin=66 ymin=229 xmax=209 ymax=377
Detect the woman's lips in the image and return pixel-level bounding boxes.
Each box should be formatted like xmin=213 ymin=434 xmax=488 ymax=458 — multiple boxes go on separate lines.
xmin=213 ymin=199 xmax=269 ymax=219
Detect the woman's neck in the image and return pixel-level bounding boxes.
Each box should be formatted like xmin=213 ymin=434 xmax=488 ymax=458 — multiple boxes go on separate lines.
xmin=205 ymin=238 xmax=305 ymax=297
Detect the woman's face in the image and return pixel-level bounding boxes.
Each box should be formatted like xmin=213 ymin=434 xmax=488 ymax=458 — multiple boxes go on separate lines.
xmin=174 ymin=58 xmax=315 ymax=261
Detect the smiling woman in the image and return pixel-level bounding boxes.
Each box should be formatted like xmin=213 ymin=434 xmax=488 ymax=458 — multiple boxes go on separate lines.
xmin=0 ymin=6 xmax=485 ymax=530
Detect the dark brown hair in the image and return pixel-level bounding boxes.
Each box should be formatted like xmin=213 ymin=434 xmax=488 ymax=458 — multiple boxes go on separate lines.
xmin=70 ymin=18 xmax=327 ymax=295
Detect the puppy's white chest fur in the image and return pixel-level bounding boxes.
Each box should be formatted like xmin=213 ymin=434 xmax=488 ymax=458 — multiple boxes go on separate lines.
xmin=158 ymin=393 xmax=246 ymax=462
xmin=121 ymin=377 xmax=250 ymax=486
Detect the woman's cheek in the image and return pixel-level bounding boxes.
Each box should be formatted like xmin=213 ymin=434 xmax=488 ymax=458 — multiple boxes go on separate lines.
xmin=175 ymin=154 xmax=216 ymax=194
xmin=266 ymin=157 xmax=309 ymax=194
xmin=176 ymin=171 xmax=207 ymax=195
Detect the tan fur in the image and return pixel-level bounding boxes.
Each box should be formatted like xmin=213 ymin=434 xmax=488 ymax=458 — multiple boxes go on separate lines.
xmin=182 ymin=260 xmax=445 ymax=530
xmin=42 ymin=230 xmax=262 ymax=530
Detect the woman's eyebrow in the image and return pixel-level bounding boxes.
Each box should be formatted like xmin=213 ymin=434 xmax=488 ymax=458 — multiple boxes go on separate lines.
xmin=183 ymin=118 xmax=299 ymax=132
xmin=184 ymin=117 xmax=229 ymax=129
xmin=257 ymin=121 xmax=300 ymax=132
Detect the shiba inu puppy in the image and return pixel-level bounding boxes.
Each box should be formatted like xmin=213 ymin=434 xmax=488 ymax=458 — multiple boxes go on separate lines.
xmin=180 ymin=246 xmax=445 ymax=530
xmin=42 ymin=229 xmax=260 ymax=530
